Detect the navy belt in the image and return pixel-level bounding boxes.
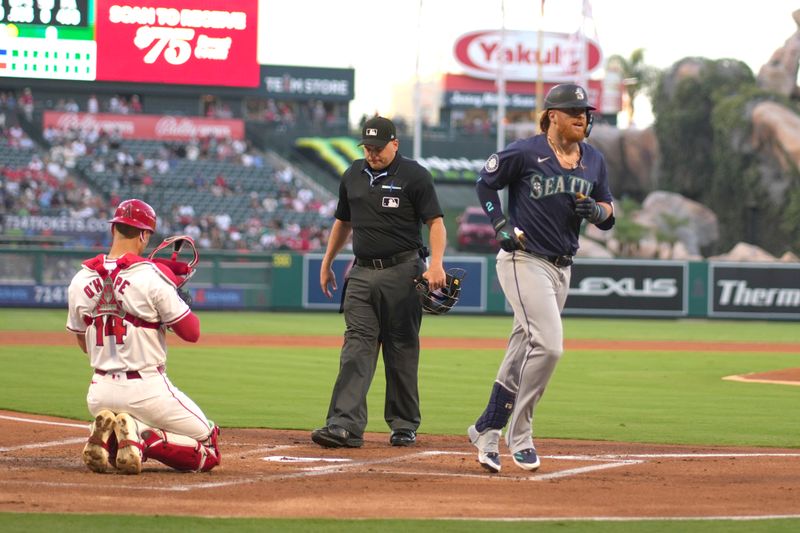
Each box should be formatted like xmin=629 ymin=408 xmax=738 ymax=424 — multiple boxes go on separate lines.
xmin=355 ymin=250 xmax=420 ymax=270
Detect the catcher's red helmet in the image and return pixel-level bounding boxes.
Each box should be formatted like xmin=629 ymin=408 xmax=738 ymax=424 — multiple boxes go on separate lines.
xmin=109 ymin=199 xmax=157 ymax=232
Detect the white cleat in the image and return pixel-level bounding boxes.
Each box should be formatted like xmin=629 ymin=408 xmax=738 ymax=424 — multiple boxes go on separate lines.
xmin=114 ymin=412 xmax=143 ymax=475
xmin=82 ymin=409 xmax=117 ymax=473
xmin=467 ymin=424 xmax=502 ymax=473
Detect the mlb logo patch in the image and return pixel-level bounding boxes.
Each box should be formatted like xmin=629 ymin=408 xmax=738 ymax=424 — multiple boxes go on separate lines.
xmin=382 ymin=197 xmax=399 ymax=208
xmin=366 ymin=128 xmax=378 ymax=136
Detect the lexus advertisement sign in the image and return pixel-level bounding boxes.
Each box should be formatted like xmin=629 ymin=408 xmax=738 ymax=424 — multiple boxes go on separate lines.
xmin=710 ymin=263 xmax=800 ymax=319
xmin=565 ymin=260 xmax=687 ymax=316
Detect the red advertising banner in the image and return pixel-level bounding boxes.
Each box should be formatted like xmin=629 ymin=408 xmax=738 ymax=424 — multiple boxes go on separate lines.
xmin=95 ymin=0 xmax=259 ymax=87
xmin=43 ymin=111 xmax=245 ymax=140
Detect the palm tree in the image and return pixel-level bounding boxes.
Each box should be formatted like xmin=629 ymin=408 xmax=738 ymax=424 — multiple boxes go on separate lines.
xmin=607 ymin=49 xmax=658 ymax=126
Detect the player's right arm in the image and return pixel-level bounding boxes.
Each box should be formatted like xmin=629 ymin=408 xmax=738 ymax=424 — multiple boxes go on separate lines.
xmin=320 ymin=218 xmax=353 ymax=298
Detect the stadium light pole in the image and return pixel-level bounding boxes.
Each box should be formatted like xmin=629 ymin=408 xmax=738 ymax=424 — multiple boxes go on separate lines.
xmin=496 ymin=0 xmax=507 ymax=152
xmin=412 ymin=0 xmax=423 ymax=160
xmin=535 ymin=0 xmax=545 ymax=129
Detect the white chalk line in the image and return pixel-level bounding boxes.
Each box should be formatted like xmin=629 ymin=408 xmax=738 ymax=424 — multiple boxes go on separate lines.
xmin=3 ymin=412 xmax=800 ymax=496
xmin=0 ymin=437 xmax=86 ymax=452
xmin=0 ymin=414 xmax=87 ymax=429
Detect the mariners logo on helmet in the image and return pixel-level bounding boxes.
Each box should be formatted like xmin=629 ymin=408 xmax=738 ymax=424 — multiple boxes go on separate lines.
xmin=484 ymin=154 xmax=499 ymax=173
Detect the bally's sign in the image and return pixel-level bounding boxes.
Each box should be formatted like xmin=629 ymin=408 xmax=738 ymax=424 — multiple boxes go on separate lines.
xmin=454 ymin=30 xmax=602 ymax=82
xmin=710 ymin=263 xmax=800 ymax=319
xmin=565 ymin=260 xmax=687 ymax=316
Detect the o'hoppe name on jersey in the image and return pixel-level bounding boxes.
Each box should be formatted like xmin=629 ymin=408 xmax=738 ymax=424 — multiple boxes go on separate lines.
xmin=528 ymin=173 xmax=593 ymax=199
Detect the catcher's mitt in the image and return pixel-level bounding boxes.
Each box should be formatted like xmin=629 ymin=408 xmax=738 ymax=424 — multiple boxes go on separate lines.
xmin=148 ymin=235 xmax=198 ymax=289
xmin=415 ymin=267 xmax=466 ymax=315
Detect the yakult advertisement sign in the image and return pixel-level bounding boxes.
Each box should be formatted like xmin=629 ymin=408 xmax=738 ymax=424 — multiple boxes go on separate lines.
xmin=95 ymin=0 xmax=259 ymax=87
xmin=43 ymin=111 xmax=244 ymax=140
xmin=454 ymin=30 xmax=602 ymax=82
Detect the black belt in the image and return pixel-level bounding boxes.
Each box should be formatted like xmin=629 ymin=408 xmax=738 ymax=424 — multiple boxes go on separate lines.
xmin=355 ymin=249 xmax=421 ymax=270
xmin=532 ymin=253 xmax=573 ymax=267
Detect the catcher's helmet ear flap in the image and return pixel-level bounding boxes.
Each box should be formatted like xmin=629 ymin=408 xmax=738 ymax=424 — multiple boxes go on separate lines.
xmin=110 ymin=199 xmax=157 ymax=232
xmin=416 ymin=268 xmax=467 ymax=315
xmin=544 ymin=83 xmax=596 ymax=111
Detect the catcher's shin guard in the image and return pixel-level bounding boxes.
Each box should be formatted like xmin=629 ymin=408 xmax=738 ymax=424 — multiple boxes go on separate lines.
xmin=140 ymin=425 xmax=220 ymax=472
xmin=114 ymin=412 xmax=144 ymax=475
xmin=82 ymin=409 xmax=118 ymax=473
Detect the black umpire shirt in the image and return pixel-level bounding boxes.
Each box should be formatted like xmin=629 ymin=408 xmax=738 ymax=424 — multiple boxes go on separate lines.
xmin=335 ymin=154 xmax=443 ymax=260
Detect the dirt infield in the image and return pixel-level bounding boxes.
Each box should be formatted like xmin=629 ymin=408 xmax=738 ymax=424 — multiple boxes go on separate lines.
xmin=2 ymin=331 xmax=799 ymax=519
xmin=2 ymin=409 xmax=800 ymax=520
xmin=5 ymin=330 xmax=800 ymax=354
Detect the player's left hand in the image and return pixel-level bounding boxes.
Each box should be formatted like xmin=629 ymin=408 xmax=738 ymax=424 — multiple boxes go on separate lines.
xmin=574 ymin=194 xmax=603 ymax=223
xmin=422 ymin=264 xmax=446 ymax=291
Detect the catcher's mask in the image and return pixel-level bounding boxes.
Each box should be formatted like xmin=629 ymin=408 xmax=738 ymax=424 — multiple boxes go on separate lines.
xmin=415 ymin=268 xmax=466 ymax=315
xmin=148 ymin=235 xmax=198 ymax=288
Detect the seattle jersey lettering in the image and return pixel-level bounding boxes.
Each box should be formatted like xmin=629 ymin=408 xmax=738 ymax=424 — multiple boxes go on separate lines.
xmin=527 ymin=174 xmax=594 ymax=200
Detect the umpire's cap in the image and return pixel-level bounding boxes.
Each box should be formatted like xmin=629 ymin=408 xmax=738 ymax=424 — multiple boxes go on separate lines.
xmin=544 ymin=83 xmax=596 ymax=110
xmin=358 ymin=116 xmax=396 ymax=148
xmin=109 ymin=198 xmax=157 ymax=232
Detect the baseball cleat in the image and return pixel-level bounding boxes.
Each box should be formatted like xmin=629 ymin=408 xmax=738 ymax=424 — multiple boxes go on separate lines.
xmin=114 ymin=412 xmax=143 ymax=475
xmin=512 ymin=448 xmax=541 ymax=471
xmin=82 ymin=409 xmax=117 ymax=473
xmin=468 ymin=424 xmax=502 ymax=473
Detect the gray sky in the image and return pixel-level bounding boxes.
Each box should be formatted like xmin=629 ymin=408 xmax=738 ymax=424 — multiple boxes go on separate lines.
xmin=258 ymin=0 xmax=800 ymax=127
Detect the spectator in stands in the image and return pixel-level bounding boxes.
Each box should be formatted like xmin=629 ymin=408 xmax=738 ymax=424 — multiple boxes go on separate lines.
xmin=87 ymin=94 xmax=99 ymax=114
xmin=129 ymin=95 xmax=143 ymax=114
xmin=19 ymin=88 xmax=34 ymax=121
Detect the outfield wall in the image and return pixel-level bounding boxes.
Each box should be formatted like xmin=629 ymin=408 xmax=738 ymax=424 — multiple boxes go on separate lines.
xmin=1 ymin=248 xmax=799 ymax=320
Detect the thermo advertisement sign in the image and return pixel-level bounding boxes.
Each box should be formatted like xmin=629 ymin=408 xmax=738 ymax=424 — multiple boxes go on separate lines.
xmin=709 ymin=263 xmax=800 ymax=319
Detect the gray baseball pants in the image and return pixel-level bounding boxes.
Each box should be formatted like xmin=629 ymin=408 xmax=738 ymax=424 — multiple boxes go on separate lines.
xmin=494 ymin=250 xmax=571 ymax=454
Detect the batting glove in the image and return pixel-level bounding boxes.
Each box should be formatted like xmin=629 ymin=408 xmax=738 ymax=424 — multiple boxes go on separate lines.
xmin=493 ymin=217 xmax=524 ymax=252
xmin=574 ymin=195 xmax=605 ymax=223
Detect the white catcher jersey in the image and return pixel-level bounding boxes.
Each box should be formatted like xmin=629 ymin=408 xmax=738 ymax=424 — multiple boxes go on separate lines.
xmin=66 ymin=254 xmax=191 ymax=372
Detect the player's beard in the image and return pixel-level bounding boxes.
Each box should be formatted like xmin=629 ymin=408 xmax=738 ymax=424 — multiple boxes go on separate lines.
xmin=557 ymin=119 xmax=586 ymax=144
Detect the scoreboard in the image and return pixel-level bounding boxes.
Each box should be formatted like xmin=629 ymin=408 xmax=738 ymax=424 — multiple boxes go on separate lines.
xmin=0 ymin=0 xmax=89 ymax=27
xmin=0 ymin=0 xmax=259 ymax=87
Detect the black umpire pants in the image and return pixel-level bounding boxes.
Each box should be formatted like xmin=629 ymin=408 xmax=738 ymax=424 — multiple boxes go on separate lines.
xmin=325 ymin=258 xmax=425 ymax=437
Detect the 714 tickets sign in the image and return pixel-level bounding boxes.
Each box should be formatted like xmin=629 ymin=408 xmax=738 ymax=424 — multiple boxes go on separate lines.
xmin=95 ymin=0 xmax=259 ymax=87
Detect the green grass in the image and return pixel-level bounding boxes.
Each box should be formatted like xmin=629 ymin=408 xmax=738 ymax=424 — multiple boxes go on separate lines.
xmin=1 ymin=514 xmax=799 ymax=533
xmin=2 ymin=309 xmax=799 ymax=531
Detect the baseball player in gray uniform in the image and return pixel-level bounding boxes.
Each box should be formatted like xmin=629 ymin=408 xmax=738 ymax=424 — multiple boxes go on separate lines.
xmin=467 ymin=83 xmax=615 ymax=473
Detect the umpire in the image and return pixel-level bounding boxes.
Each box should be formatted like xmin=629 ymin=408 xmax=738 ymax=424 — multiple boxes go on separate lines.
xmin=312 ymin=116 xmax=446 ymax=448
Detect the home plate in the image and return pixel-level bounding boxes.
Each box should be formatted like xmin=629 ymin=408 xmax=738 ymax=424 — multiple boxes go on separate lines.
xmin=262 ymin=455 xmax=353 ymax=463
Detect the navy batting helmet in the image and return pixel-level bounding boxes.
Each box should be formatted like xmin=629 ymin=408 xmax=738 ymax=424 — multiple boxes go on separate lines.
xmin=544 ymin=83 xmax=596 ymax=110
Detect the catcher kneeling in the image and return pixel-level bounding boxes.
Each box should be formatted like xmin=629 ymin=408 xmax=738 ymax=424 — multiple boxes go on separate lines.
xmin=66 ymin=199 xmax=220 ymax=474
